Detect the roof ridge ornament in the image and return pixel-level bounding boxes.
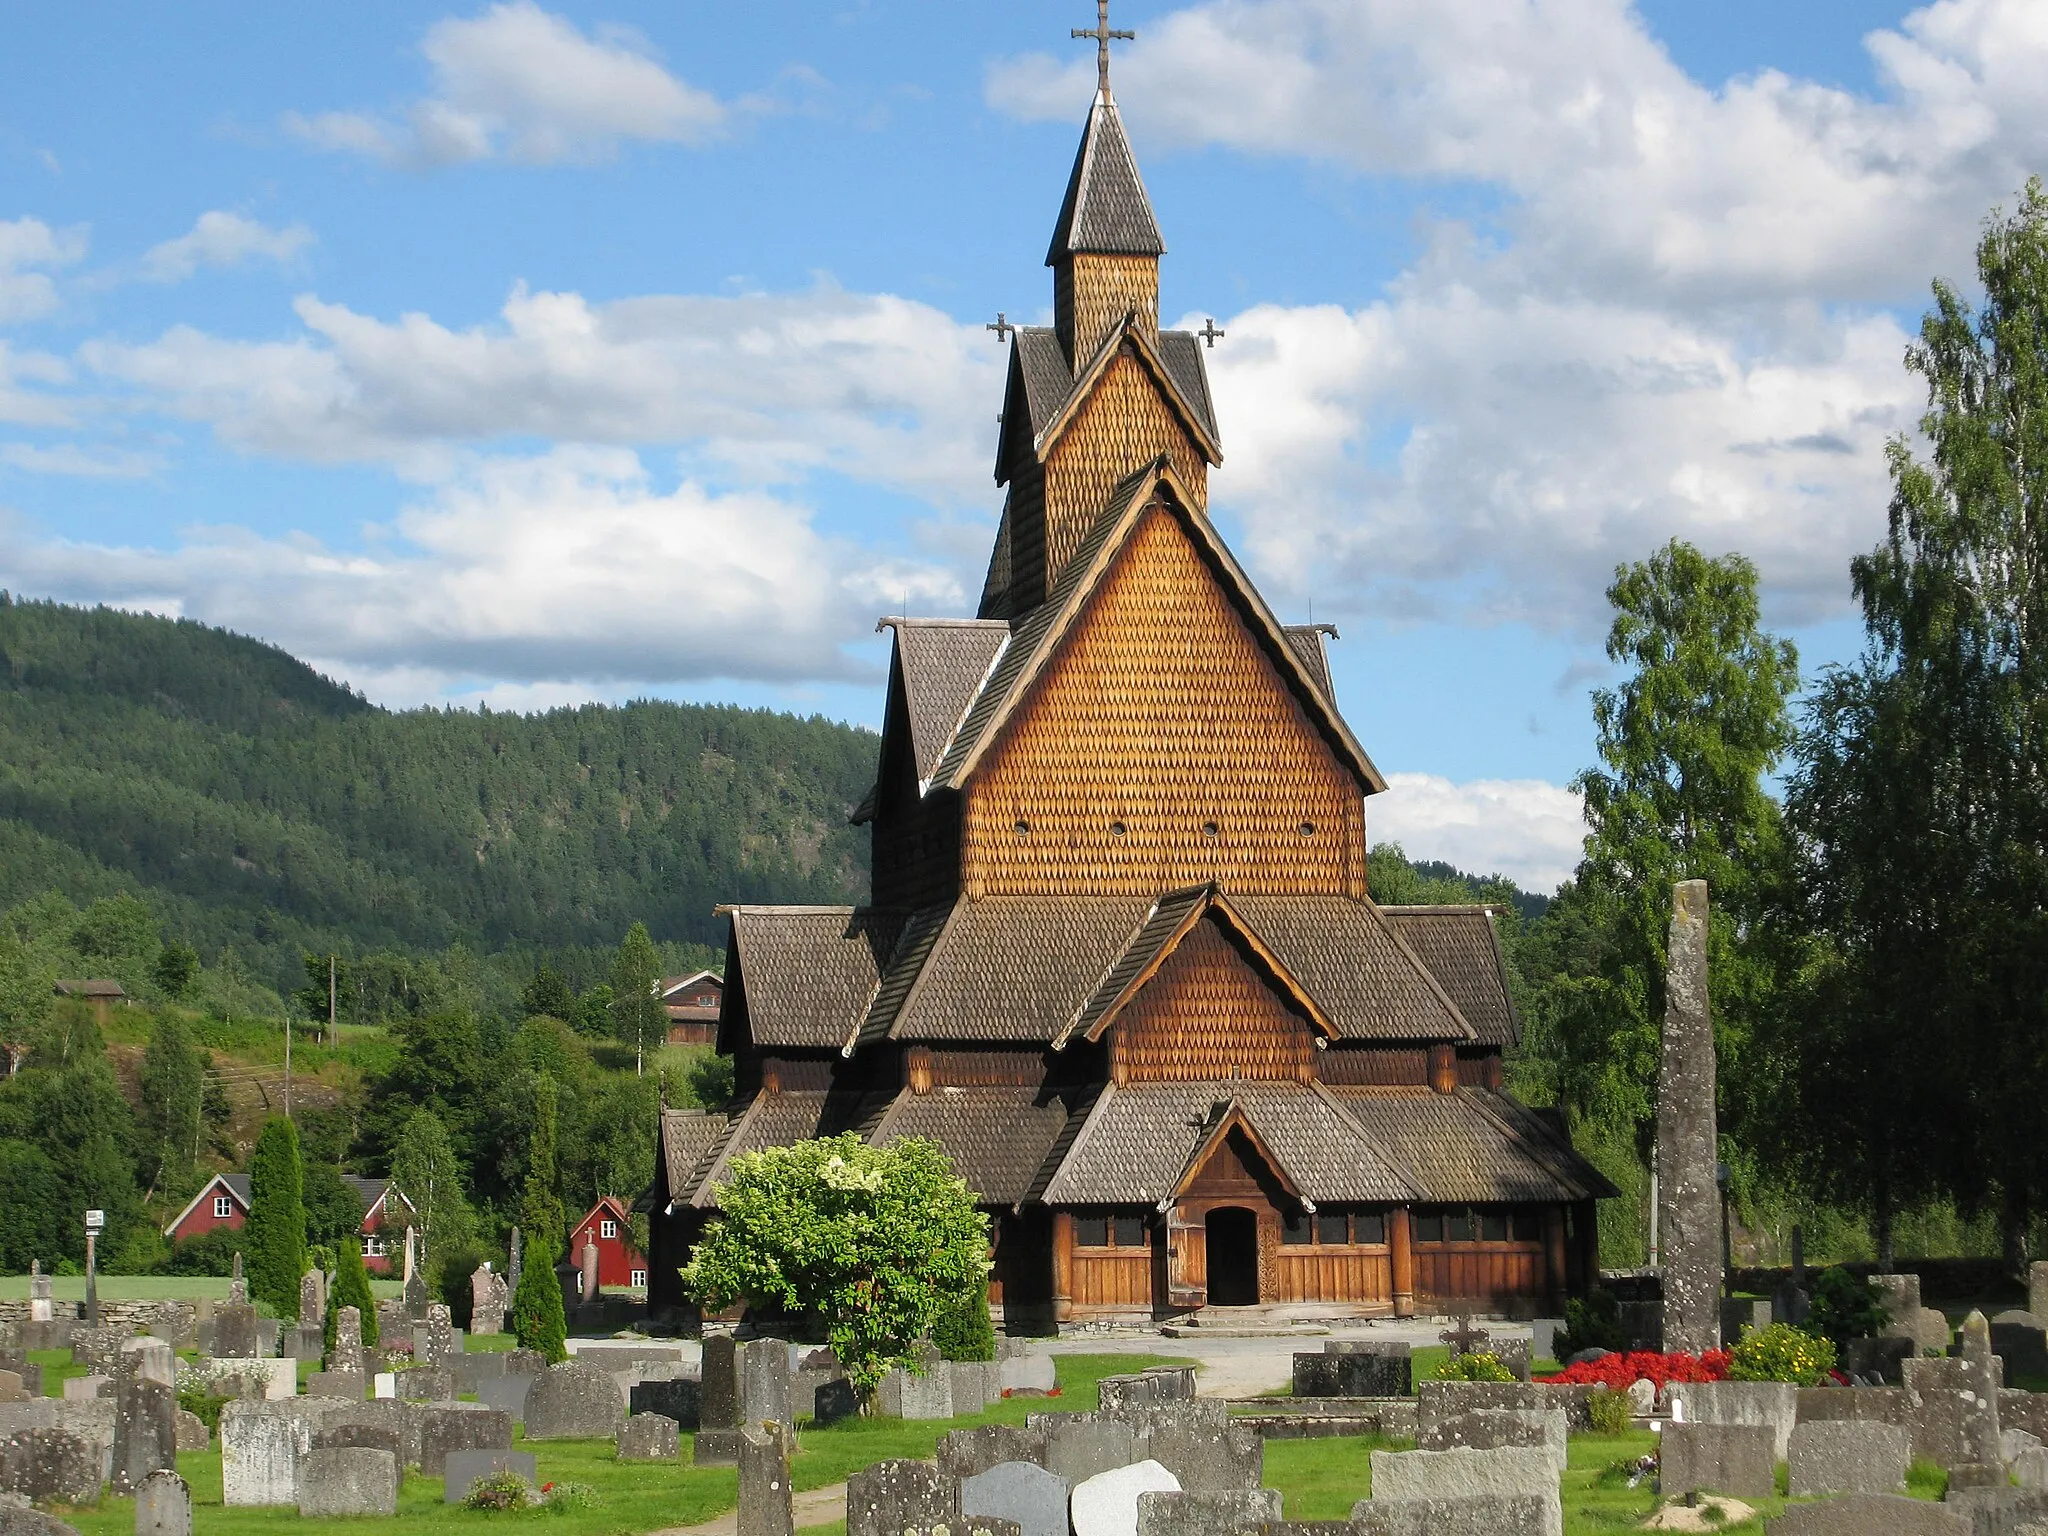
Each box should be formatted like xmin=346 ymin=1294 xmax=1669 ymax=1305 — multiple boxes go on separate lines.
xmin=1072 ymin=0 xmax=1134 ymax=98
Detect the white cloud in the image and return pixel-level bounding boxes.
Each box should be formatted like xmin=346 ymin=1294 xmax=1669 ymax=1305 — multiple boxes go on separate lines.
xmin=0 ymin=447 xmax=961 ymax=693
xmin=139 ymin=212 xmax=313 ymax=284
xmin=1369 ymin=771 xmax=1587 ymax=893
xmin=81 ymin=282 xmax=1004 ymax=503
xmin=0 ymin=442 xmax=158 ymax=478
xmin=285 ymin=1 xmax=724 ymax=167
xmin=0 ymin=218 xmax=87 ymax=324
xmin=992 ymin=0 xmax=2048 ymax=631
xmin=0 ymin=344 xmax=75 ymax=428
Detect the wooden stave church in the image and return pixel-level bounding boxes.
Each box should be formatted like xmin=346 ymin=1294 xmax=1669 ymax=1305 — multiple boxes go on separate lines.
xmin=647 ymin=75 xmax=1615 ymax=1329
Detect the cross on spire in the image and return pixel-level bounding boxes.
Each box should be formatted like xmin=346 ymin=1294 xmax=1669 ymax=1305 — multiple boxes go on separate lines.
xmin=1072 ymin=0 xmax=1135 ymax=97
xmin=1198 ymin=318 xmax=1226 ymax=348
xmin=987 ymin=311 xmax=1016 ymax=343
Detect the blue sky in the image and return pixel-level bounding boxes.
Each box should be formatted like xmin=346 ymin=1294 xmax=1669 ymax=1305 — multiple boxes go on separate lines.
xmin=2 ymin=0 xmax=2039 ymax=888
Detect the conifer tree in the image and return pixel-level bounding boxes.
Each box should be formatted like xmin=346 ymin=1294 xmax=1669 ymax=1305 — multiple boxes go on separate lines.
xmin=511 ymin=1230 xmax=567 ymax=1363
xmin=324 ymin=1233 xmax=378 ymax=1354
xmin=519 ymin=1073 xmax=564 ymax=1251
xmin=244 ymin=1116 xmax=306 ymax=1319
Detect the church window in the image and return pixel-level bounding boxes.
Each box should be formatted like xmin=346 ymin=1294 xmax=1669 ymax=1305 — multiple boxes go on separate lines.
xmin=1201 ymin=820 xmax=1219 ymax=840
xmin=1113 ymin=1215 xmax=1146 ymax=1247
xmin=1280 ymin=1211 xmax=1311 ymax=1245
xmin=1480 ymin=1211 xmax=1508 ymax=1242
xmin=1446 ymin=1210 xmax=1476 ymax=1242
xmin=1013 ymin=818 xmax=1031 ymax=837
xmin=1075 ymin=1215 xmax=1110 ymax=1246
xmin=1316 ymin=1211 xmax=1349 ymax=1246
xmin=1299 ymin=821 xmax=1316 ymax=838
xmin=1109 ymin=819 xmax=1127 ymax=839
xmin=1353 ymin=1211 xmax=1385 ymax=1245
xmin=1414 ymin=1211 xmax=1444 ymax=1243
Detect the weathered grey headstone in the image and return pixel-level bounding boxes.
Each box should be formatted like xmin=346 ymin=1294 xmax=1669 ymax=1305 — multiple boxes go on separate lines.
xmin=173 ymin=1410 xmax=207 ymax=1453
xmin=443 ymin=1448 xmax=536 ymax=1503
xmin=60 ymin=1375 xmax=105 ymax=1403
xmin=2 ymin=1427 xmax=98 ymax=1505
xmin=315 ymin=1419 xmax=405 ymax=1472
xmin=110 ymin=1376 xmax=177 ymax=1494
xmin=700 ymin=1336 xmax=737 ymax=1429
xmin=453 ymin=1350 xmax=506 ymax=1390
xmin=1666 ymin=1380 xmax=1798 ymax=1461
xmin=1416 ymin=1380 xmax=1595 ymax=1435
xmin=418 ymin=1405 xmax=512 ymax=1476
xmin=228 ymin=1252 xmax=246 ymax=1305
xmin=135 ymin=1467 xmax=191 ymax=1536
xmin=0 ymin=1372 xmax=23 ymax=1404
xmin=1788 ymin=1419 xmax=1909 ymax=1496
xmin=330 ymin=1304 xmax=364 ymax=1375
xmin=118 ymin=1337 xmax=174 ymax=1389
xmin=1658 ymin=877 xmax=1719 ymax=1353
xmin=298 ymin=1445 xmax=398 ymax=1517
xmin=847 ymin=1458 xmax=962 ymax=1536
xmin=416 ymin=1303 xmax=455 ymax=1369
xmin=477 ymin=1374 xmax=534 ymax=1422
xmin=1071 ymin=1461 xmax=1181 ymax=1536
xmin=1943 ymin=1486 xmax=2048 ymax=1532
xmin=739 ymin=1423 xmax=794 ymax=1536
xmin=0 ymin=1510 xmax=84 ymax=1536
xmin=470 ymin=1265 xmax=508 ymax=1337
xmin=298 ymin=1270 xmax=324 ymax=1333
xmin=1042 ymin=1415 xmax=1139 ymax=1486
xmin=878 ymin=1364 xmax=953 ymax=1420
xmin=305 ymin=1370 xmax=365 ymax=1399
xmin=1001 ymin=1355 xmax=1058 ymax=1394
xmin=629 ymin=1376 xmax=700 ymax=1427
xmin=521 ymin=1362 xmax=624 ymax=1440
xmin=739 ymin=1337 xmax=793 ymax=1428
xmin=1143 ymin=1405 xmax=1261 ymax=1493
xmin=814 ymin=1378 xmax=860 ymax=1424
xmin=1098 ymin=1371 xmax=1194 ymax=1414
xmin=617 ymin=1412 xmax=679 ymax=1461
xmin=1992 ymin=1318 xmax=2048 ymax=1388
xmin=211 ymin=1302 xmax=258 ymax=1361
xmin=965 ymin=1460 xmax=1072 ymax=1536
xmin=1135 ymin=1489 xmax=1280 ymax=1536
xmin=1349 ymin=1496 xmax=1561 ymax=1536
xmin=502 ymin=1348 xmax=545 ymax=1376
xmin=1369 ymin=1446 xmax=1556 ymax=1503
xmin=28 ymin=1263 xmax=52 ymax=1325
xmin=399 ymin=1366 xmax=455 ymax=1402
xmin=1959 ymin=1309 xmax=2005 ymax=1468
xmin=1660 ymin=1423 xmax=1775 ymax=1498
xmin=220 ymin=1404 xmax=302 ymax=1506
xmin=1418 ymin=1409 xmax=1566 ymax=1474
xmin=1761 ymin=1494 xmax=1967 ymax=1535
xmin=940 ymin=1425 xmax=1049 ymax=1479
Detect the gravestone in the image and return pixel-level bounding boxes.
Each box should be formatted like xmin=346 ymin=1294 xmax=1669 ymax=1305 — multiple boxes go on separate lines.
xmin=1787 ymin=1419 xmax=1909 ymax=1496
xmin=416 ymin=1304 xmax=455 ymax=1370
xmin=118 ymin=1337 xmax=174 ymax=1389
xmin=1141 ymin=1404 xmax=1261 ymax=1493
xmin=373 ymin=1372 xmax=395 ymax=1399
xmin=1658 ymin=878 xmax=1720 ymax=1354
xmin=629 ymin=1377 xmax=700 ymax=1427
xmin=1665 ymin=1380 xmax=1798 ymax=1461
xmin=471 ymin=1265 xmax=508 ymax=1337
xmin=739 ymin=1338 xmax=793 ymax=1429
xmin=402 ymin=1229 xmax=429 ymax=1321
xmin=1660 ymin=1423 xmax=1775 ymax=1498
xmin=1070 ymin=1461 xmax=1181 ymax=1536
xmin=299 ymin=1270 xmax=325 ymax=1334
xmin=739 ymin=1423 xmax=794 ymax=1536
xmin=399 ymin=1366 xmax=455 ymax=1402
xmin=443 ymin=1448 xmax=536 ymax=1503
xmin=330 ymin=1304 xmax=364 ymax=1376
xmin=521 ymin=1362 xmax=624 ymax=1440
xmin=1992 ymin=1315 xmax=2048 ymax=1383
xmin=211 ymin=1302 xmax=258 ymax=1361
xmin=878 ymin=1363 xmax=953 ymax=1420
xmin=228 ymin=1253 xmax=246 ymax=1305
xmin=173 ymin=1410 xmax=207 ymax=1453
xmin=502 ymin=1348 xmax=545 ymax=1376
xmin=298 ymin=1446 xmax=398 ymax=1517
xmin=581 ymin=1237 xmax=599 ymax=1303
xmin=60 ymin=1376 xmax=104 ymax=1402
xmin=1040 ymin=1416 xmax=1139 ymax=1485
xmin=1368 ymin=1446 xmax=1556 ymax=1503
xmin=1099 ymin=1371 xmax=1195 ymax=1414
xmin=698 ymin=1335 xmax=737 ymax=1437
xmin=815 ymin=1379 xmax=860 ymax=1424
xmin=964 ymin=1460 xmax=1072 ymax=1536
xmin=939 ymin=1424 xmax=1050 ymax=1479
xmin=507 ymin=1227 xmax=523 ymax=1294
xmin=617 ymin=1413 xmax=679 ymax=1461
xmin=1761 ymin=1495 xmax=1967 ymax=1535
xmin=28 ymin=1263 xmax=52 ymax=1324
xmin=306 ymin=1371 xmax=366 ymax=1399
xmin=1350 ymin=1496 xmax=1560 ymax=1536
xmin=220 ymin=1405 xmax=302 ymax=1506
xmin=454 ymin=1350 xmax=506 ymax=1390
xmin=315 ymin=1420 xmax=405 ymax=1470
xmin=418 ymin=1406 xmax=513 ymax=1477
xmin=110 ymin=1376 xmax=177 ymax=1494
xmin=1001 ymin=1355 xmax=1058 ymax=1394
xmin=1418 ymin=1409 xmax=1566 ymax=1475
xmin=1959 ymin=1309 xmax=2004 ymax=1468
xmin=3 ymin=1427 xmax=98 ymax=1504
xmin=0 ymin=1372 xmax=23 ymax=1404
xmin=478 ymin=1374 xmax=534 ymax=1422
xmin=847 ymin=1459 xmax=962 ymax=1536
xmin=135 ymin=1468 xmax=191 ymax=1536
xmin=1135 ymin=1490 xmax=1280 ymax=1536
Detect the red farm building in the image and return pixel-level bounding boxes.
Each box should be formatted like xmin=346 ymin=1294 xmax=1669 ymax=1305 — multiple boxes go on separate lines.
xmin=163 ymin=1172 xmax=251 ymax=1243
xmin=569 ymin=1195 xmax=648 ymax=1290
xmin=162 ymin=1171 xmax=413 ymax=1273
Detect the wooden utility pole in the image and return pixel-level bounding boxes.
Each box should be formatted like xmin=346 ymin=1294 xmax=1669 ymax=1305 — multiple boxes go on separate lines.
xmin=328 ymin=955 xmax=337 ymax=1045
xmin=283 ymin=1010 xmax=293 ymax=1120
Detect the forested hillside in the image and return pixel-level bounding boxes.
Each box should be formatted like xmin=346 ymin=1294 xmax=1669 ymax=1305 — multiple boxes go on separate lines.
xmin=0 ymin=596 xmax=875 ymax=989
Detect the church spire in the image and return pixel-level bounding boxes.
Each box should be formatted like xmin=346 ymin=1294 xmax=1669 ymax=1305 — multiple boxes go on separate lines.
xmin=1047 ymin=4 xmax=1163 ymax=366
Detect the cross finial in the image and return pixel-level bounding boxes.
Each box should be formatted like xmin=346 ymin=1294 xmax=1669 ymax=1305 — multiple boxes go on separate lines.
xmin=1072 ymin=0 xmax=1135 ymax=97
xmin=987 ymin=311 xmax=1016 ymax=343
xmin=1198 ymin=317 xmax=1226 ymax=348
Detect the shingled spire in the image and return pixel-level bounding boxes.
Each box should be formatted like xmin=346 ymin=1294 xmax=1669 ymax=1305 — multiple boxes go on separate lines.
xmin=1047 ymin=91 xmax=1164 ymax=367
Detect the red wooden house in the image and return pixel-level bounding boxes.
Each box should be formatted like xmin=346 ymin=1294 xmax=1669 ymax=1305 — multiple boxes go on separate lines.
xmin=344 ymin=1176 xmax=414 ymax=1275
xmin=163 ymin=1172 xmax=251 ymax=1243
xmin=569 ymin=1195 xmax=648 ymax=1290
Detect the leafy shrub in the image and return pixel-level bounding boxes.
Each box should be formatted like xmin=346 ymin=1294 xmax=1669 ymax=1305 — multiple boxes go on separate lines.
xmin=463 ymin=1470 xmax=532 ymax=1511
xmin=1727 ymin=1322 xmax=1836 ymax=1386
xmin=1585 ymin=1386 xmax=1632 ymax=1434
xmin=176 ymin=1385 xmax=231 ymax=1432
xmin=542 ymin=1482 xmax=599 ymax=1513
xmin=1557 ymin=1288 xmax=1626 ymax=1357
xmin=1439 ymin=1351 xmax=1515 ymax=1382
xmin=165 ymin=1225 xmax=245 ymax=1277
xmin=1808 ymin=1267 xmax=1888 ymax=1349
xmin=933 ymin=1276 xmax=997 ymax=1362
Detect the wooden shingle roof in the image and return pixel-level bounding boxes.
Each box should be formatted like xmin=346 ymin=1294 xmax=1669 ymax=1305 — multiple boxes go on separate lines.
xmin=722 ymin=907 xmax=906 ymax=1050
xmin=879 ymin=618 xmax=1011 ymax=784
xmin=997 ymin=322 xmax=1221 ymax=483
xmin=868 ymin=1086 xmax=1078 ymax=1205
xmin=1380 ymin=907 xmax=1522 ymax=1048
xmin=1284 ymin=624 xmax=1338 ymax=700
xmin=1046 ymin=93 xmax=1164 ymax=262
xmin=1325 ymin=1086 xmax=1617 ymax=1203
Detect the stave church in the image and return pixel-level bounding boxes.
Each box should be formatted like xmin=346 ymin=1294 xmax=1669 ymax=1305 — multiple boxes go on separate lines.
xmin=647 ymin=26 xmax=1614 ymax=1328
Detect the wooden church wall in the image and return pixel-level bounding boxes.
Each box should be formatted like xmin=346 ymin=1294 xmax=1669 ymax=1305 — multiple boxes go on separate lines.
xmin=1040 ymin=357 xmax=1208 ymax=585
xmin=1056 ymin=254 xmax=1161 ymax=366
xmin=1108 ymin=917 xmax=1314 ymax=1084
xmin=963 ymin=505 xmax=1368 ymax=899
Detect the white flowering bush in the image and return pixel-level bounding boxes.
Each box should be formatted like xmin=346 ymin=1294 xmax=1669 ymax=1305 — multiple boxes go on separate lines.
xmin=683 ymin=1133 xmax=991 ymax=1394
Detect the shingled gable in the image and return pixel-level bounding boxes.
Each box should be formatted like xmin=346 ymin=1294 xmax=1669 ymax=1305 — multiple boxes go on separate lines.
xmin=927 ymin=459 xmax=1386 ymax=796
xmin=1046 ymin=90 xmax=1164 ymax=263
xmin=995 ymin=315 xmax=1222 ymax=485
xmin=1053 ymin=882 xmax=1337 ymax=1049
xmin=716 ymin=905 xmax=905 ymax=1053
xmin=877 ymin=618 xmax=1011 ymax=782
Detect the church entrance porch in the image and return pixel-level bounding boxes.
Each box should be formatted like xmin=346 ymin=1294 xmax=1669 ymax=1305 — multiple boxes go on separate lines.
xmin=1204 ymin=1207 xmax=1260 ymax=1305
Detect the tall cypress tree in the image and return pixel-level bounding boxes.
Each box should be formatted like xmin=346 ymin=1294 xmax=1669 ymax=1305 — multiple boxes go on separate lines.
xmin=244 ymin=1116 xmax=306 ymax=1319
xmin=518 ymin=1073 xmax=564 ymax=1252
xmin=511 ymin=1230 xmax=567 ymax=1363
xmin=324 ymin=1233 xmax=379 ymax=1354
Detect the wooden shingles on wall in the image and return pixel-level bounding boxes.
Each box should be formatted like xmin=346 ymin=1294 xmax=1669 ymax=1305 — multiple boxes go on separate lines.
xmin=1042 ymin=356 xmax=1207 ymax=582
xmin=963 ymin=506 xmax=1367 ymax=899
xmin=1108 ymin=917 xmax=1314 ymax=1085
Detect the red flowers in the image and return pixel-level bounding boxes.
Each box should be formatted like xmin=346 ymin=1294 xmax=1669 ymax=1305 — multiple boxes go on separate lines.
xmin=1537 ymin=1349 xmax=1730 ymax=1389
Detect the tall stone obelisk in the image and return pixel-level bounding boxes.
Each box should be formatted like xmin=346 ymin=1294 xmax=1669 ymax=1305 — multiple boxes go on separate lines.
xmin=1658 ymin=879 xmax=1720 ymax=1352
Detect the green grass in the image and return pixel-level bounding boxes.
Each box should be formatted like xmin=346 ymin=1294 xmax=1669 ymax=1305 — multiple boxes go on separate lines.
xmin=47 ymin=1351 xmax=1191 ymax=1536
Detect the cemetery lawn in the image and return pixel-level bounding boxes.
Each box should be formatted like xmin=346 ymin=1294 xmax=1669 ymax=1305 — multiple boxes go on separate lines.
xmin=50 ymin=1351 xmax=1192 ymax=1536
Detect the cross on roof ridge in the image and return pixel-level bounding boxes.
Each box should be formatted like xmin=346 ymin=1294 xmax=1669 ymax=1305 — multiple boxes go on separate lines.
xmin=1072 ymin=0 xmax=1135 ymax=97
